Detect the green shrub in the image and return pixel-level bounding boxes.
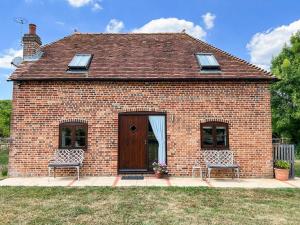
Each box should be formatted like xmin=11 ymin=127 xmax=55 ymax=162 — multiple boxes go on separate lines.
xmin=296 ymin=144 xmax=300 ymax=159
xmin=0 ymin=100 xmax=12 ymax=137
xmin=274 ymin=160 xmax=290 ymax=169
xmin=1 ymin=165 xmax=8 ymax=176
xmin=0 ymin=148 xmax=9 ymax=165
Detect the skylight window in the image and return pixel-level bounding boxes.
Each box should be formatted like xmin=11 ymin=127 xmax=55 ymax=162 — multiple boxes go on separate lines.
xmin=68 ymin=54 xmax=92 ymax=71
xmin=196 ymin=53 xmax=220 ymax=71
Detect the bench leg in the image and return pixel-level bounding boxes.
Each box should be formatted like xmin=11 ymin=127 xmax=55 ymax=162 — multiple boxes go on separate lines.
xmin=200 ymin=167 xmax=202 ymax=180
xmin=236 ymin=168 xmax=240 ymax=180
xmin=77 ymin=167 xmax=80 ymax=181
xmin=192 ymin=167 xmax=203 ymax=179
xmin=207 ymin=168 xmax=211 ymax=181
xmin=48 ymin=167 xmax=51 ymax=181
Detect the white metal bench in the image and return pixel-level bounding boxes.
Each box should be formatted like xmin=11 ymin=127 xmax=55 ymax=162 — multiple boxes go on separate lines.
xmin=202 ymin=150 xmax=240 ymax=180
xmin=48 ymin=149 xmax=84 ymax=180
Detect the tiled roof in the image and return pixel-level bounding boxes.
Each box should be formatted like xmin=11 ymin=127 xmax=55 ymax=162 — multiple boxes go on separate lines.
xmin=9 ymin=33 xmax=275 ymax=81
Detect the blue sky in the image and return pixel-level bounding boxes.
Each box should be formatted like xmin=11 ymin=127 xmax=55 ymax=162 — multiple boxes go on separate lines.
xmin=1 ymin=0 xmax=300 ymax=99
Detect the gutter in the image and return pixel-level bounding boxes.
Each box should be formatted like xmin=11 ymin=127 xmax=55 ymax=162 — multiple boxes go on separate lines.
xmin=8 ymin=77 xmax=278 ymax=82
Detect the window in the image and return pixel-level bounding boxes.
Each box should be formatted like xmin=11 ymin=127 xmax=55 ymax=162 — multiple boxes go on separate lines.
xmin=67 ymin=54 xmax=92 ymax=72
xmin=196 ymin=53 xmax=220 ymax=71
xmin=59 ymin=122 xmax=87 ymax=149
xmin=201 ymin=122 xmax=228 ymax=149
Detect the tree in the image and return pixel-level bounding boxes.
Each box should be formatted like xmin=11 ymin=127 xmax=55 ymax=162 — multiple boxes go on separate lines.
xmin=0 ymin=100 xmax=12 ymax=137
xmin=271 ymin=31 xmax=300 ymax=150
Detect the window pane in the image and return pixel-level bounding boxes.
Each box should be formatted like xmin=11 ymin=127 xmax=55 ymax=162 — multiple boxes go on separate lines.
xmin=197 ymin=54 xmax=220 ymax=67
xmin=216 ymin=126 xmax=226 ymax=146
xmin=61 ymin=127 xmax=72 ymax=148
xmin=207 ymin=55 xmax=219 ymax=66
xmin=75 ymin=127 xmax=86 ymax=147
xmin=148 ymin=121 xmax=158 ymax=169
xmin=68 ymin=54 xmax=92 ymax=69
xmin=203 ymin=126 xmax=213 ymax=146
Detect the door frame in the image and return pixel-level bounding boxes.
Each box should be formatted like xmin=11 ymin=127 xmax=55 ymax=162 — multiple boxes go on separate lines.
xmin=118 ymin=111 xmax=167 ymax=174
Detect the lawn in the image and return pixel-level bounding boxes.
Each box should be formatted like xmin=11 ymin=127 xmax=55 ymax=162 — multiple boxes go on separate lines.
xmin=0 ymin=187 xmax=299 ymax=225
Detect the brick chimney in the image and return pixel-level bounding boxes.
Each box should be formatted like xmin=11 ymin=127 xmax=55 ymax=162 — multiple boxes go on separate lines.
xmin=22 ymin=24 xmax=42 ymax=59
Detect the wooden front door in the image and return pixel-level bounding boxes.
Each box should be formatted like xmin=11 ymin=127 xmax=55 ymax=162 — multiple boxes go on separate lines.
xmin=119 ymin=115 xmax=148 ymax=172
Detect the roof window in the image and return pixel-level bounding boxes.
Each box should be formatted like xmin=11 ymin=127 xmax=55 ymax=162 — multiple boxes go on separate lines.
xmin=196 ymin=53 xmax=220 ymax=72
xmin=68 ymin=54 xmax=92 ymax=72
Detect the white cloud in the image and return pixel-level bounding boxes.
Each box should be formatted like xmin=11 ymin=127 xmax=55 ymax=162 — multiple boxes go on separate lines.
xmin=202 ymin=12 xmax=216 ymax=30
xmin=67 ymin=0 xmax=102 ymax=11
xmin=132 ymin=18 xmax=206 ymax=40
xmin=92 ymin=2 xmax=102 ymax=11
xmin=106 ymin=19 xmax=124 ymax=33
xmin=67 ymin=0 xmax=91 ymax=7
xmin=0 ymin=48 xmax=23 ymax=69
xmin=55 ymin=21 xmax=65 ymax=26
xmin=247 ymin=19 xmax=300 ymax=70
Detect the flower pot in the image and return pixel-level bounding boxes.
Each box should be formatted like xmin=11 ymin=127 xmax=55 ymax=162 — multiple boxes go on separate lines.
xmin=155 ymin=171 xmax=163 ymax=179
xmin=274 ymin=168 xmax=289 ymax=181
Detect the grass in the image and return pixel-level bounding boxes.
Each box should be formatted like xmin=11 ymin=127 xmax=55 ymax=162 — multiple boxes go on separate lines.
xmin=0 ymin=147 xmax=8 ymax=179
xmin=0 ymin=187 xmax=299 ymax=225
xmin=295 ymin=160 xmax=300 ymax=177
xmin=0 ymin=148 xmax=8 ymax=165
xmin=0 ymin=147 xmax=298 ymax=224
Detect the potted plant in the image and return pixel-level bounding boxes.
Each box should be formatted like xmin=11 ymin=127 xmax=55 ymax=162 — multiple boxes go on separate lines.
xmin=274 ymin=160 xmax=290 ymax=181
xmin=152 ymin=162 xmax=168 ymax=178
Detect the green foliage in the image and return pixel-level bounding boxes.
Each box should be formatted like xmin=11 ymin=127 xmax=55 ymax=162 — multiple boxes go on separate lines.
xmin=1 ymin=165 xmax=8 ymax=176
xmin=271 ymin=32 xmax=300 ymax=149
xmin=274 ymin=160 xmax=290 ymax=169
xmin=296 ymin=145 xmax=300 ymax=159
xmin=0 ymin=100 xmax=12 ymax=137
xmin=0 ymin=148 xmax=9 ymax=165
xmin=295 ymin=160 xmax=300 ymax=177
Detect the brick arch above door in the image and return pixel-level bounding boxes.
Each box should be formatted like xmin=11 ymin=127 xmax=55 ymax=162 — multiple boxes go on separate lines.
xmin=122 ymin=107 xmax=165 ymax=113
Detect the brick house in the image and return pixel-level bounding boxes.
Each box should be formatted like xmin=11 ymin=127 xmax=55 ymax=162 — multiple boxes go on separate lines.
xmin=8 ymin=24 xmax=275 ymax=177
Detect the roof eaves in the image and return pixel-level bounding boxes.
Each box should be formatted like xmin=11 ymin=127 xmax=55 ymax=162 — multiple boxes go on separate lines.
xmin=8 ymin=76 xmax=278 ymax=82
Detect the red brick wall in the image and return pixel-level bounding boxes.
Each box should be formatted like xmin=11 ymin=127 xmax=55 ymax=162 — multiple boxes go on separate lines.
xmin=22 ymin=34 xmax=41 ymax=58
xmin=9 ymin=81 xmax=273 ymax=177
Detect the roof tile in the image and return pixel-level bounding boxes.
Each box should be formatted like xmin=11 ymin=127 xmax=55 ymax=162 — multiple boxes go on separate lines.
xmin=10 ymin=33 xmax=275 ymax=81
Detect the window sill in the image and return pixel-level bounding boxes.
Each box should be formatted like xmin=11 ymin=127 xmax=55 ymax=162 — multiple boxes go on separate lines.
xmin=201 ymin=147 xmax=229 ymax=150
xmin=59 ymin=147 xmax=87 ymax=150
